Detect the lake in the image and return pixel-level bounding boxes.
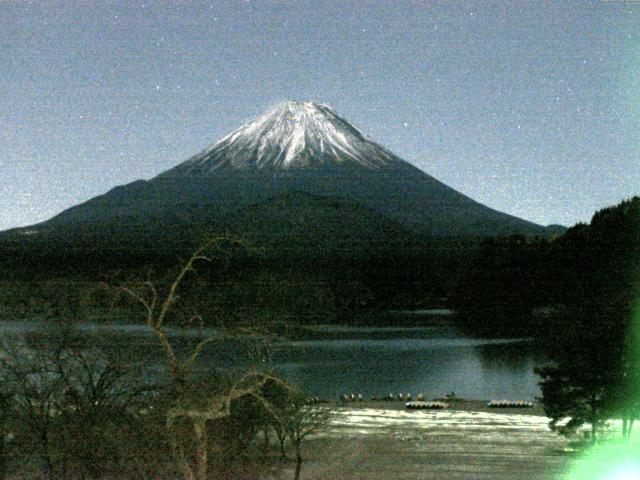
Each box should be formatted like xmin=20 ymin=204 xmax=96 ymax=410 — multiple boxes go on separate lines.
xmin=0 ymin=311 xmax=548 ymax=401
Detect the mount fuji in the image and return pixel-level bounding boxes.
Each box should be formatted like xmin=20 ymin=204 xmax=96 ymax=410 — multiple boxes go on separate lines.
xmin=160 ymin=100 xmax=400 ymax=173
xmin=13 ymin=101 xmax=558 ymax=244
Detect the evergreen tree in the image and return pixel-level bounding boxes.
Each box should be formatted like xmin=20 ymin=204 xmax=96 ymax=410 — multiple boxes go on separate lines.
xmin=536 ymin=197 xmax=640 ymax=441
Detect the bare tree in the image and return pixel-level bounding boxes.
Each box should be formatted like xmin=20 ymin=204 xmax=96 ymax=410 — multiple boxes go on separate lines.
xmin=273 ymin=412 xmax=289 ymax=460
xmin=53 ymin=347 xmax=155 ymax=479
xmin=0 ymin=373 xmax=14 ymax=480
xmin=286 ymin=398 xmax=330 ymax=480
xmin=0 ymin=339 xmax=64 ymax=480
xmin=260 ymin=378 xmax=295 ymax=460
xmin=120 ymin=238 xmax=226 ymax=384
xmin=265 ymin=384 xmax=331 ymax=480
xmin=0 ymin=328 xmax=155 ymax=480
xmin=122 ymin=237 xmax=290 ymax=480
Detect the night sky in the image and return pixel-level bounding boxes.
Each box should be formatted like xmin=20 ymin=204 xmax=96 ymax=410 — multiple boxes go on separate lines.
xmin=1 ymin=0 xmax=638 ymax=230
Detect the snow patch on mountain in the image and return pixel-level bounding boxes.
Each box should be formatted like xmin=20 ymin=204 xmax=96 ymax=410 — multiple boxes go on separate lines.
xmin=160 ymin=101 xmax=405 ymax=176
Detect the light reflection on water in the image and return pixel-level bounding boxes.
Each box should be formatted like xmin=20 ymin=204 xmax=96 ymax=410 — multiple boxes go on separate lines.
xmin=0 ymin=314 xmax=548 ymax=401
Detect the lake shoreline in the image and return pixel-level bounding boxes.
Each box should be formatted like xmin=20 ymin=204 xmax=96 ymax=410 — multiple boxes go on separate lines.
xmin=267 ymin=400 xmax=570 ymax=480
xmin=328 ymin=397 xmax=547 ymax=417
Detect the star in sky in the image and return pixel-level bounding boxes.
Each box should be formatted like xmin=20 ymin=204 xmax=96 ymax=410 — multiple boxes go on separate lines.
xmin=0 ymin=0 xmax=638 ymax=230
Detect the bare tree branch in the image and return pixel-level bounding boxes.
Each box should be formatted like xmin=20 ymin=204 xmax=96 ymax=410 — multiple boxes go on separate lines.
xmin=120 ymin=236 xmax=284 ymax=480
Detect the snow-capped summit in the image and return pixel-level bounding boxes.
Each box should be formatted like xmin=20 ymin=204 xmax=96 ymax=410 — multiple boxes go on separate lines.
xmin=23 ymin=100 xmax=556 ymax=239
xmin=160 ymin=101 xmax=403 ymax=176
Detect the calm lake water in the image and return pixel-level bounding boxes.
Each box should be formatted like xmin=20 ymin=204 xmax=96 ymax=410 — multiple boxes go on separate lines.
xmin=0 ymin=311 xmax=548 ymax=401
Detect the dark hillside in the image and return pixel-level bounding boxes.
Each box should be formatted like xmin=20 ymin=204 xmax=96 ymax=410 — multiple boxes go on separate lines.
xmin=452 ymin=196 xmax=640 ymax=337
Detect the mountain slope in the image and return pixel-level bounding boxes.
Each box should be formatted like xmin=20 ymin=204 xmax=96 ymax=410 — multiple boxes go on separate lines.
xmin=225 ymin=191 xmax=414 ymax=256
xmin=14 ymin=101 xmax=557 ymax=238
